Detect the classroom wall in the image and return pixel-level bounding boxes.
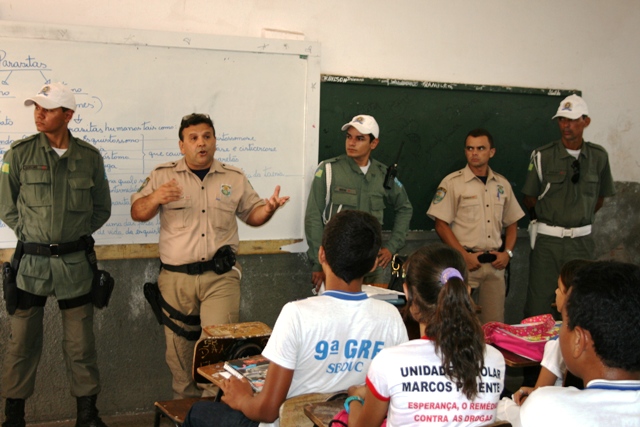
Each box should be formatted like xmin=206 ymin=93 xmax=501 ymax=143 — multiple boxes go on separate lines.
xmin=1 ymin=0 xmax=639 ymax=422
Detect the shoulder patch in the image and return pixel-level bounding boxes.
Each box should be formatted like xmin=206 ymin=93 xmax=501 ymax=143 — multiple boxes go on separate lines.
xmin=314 ymin=168 xmax=323 ymax=179
xmin=1 ymin=161 xmax=9 ymax=174
xmin=432 ymin=187 xmax=447 ymax=204
xmin=137 ymin=177 xmax=150 ymax=192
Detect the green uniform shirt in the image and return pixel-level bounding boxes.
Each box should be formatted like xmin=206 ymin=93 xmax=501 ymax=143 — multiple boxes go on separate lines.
xmin=0 ymin=133 xmax=111 ymax=299
xmin=522 ymin=139 xmax=615 ymax=228
xmin=304 ymin=154 xmax=413 ymax=272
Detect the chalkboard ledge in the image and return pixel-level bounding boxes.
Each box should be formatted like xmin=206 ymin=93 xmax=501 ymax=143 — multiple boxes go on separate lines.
xmin=0 ymin=239 xmax=303 ymax=262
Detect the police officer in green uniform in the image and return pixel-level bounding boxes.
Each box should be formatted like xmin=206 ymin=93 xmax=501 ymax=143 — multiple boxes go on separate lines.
xmin=0 ymin=83 xmax=111 ymax=427
xmin=522 ymin=94 xmax=615 ymax=319
xmin=305 ymin=115 xmax=413 ymax=292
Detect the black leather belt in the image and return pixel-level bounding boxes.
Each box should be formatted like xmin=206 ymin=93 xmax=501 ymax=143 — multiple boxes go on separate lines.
xmin=21 ymin=239 xmax=89 ymax=258
xmin=465 ymin=248 xmax=497 ymax=264
xmin=162 ymin=245 xmax=236 ymax=276
xmin=162 ymin=260 xmax=219 ymax=275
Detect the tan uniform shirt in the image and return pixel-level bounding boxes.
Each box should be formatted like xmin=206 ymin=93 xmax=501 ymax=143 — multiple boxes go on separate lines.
xmin=131 ymin=158 xmax=264 ymax=265
xmin=427 ymin=165 xmax=524 ymax=251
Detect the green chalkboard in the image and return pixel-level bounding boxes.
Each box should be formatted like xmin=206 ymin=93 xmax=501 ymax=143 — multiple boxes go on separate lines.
xmin=319 ymin=75 xmax=579 ymax=231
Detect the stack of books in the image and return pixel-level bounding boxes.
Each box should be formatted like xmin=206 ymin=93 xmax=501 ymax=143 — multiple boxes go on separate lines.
xmin=223 ymin=354 xmax=270 ymax=392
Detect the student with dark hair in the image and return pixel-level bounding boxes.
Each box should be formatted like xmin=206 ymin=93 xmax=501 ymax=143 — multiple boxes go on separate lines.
xmin=506 ymin=261 xmax=640 ymax=426
xmin=513 ymin=259 xmax=593 ymax=404
xmin=183 ymin=210 xmax=408 ymax=427
xmin=347 ymin=243 xmax=505 ymax=427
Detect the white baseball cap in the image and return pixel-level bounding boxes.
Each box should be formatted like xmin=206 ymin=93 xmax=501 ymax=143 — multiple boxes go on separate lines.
xmin=341 ymin=114 xmax=379 ymax=139
xmin=24 ymin=82 xmax=76 ymax=111
xmin=552 ymin=94 xmax=588 ymax=120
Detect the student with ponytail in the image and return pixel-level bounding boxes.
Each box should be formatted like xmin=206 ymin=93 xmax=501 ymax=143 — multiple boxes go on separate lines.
xmin=347 ymin=244 xmax=505 ymax=427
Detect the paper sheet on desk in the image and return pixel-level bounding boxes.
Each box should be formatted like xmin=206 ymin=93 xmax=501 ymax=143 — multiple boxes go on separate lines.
xmin=361 ymin=285 xmax=405 ymax=301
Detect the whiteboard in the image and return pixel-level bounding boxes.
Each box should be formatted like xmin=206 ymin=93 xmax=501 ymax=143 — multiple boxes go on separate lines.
xmin=0 ymin=21 xmax=320 ymax=249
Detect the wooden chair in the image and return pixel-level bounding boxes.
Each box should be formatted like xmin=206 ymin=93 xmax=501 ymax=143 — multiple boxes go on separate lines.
xmin=153 ymin=321 xmax=272 ymax=427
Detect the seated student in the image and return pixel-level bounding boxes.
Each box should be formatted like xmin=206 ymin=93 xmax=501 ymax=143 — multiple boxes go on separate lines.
xmin=513 ymin=259 xmax=593 ymax=404
xmin=504 ymin=261 xmax=640 ymax=427
xmin=183 ymin=210 xmax=409 ymax=427
xmin=347 ymin=244 xmax=506 ymax=427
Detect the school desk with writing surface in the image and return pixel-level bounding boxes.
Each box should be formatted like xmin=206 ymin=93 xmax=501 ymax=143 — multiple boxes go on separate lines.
xmin=489 ymin=344 xmax=540 ymax=368
xmin=303 ymin=400 xmax=513 ymax=427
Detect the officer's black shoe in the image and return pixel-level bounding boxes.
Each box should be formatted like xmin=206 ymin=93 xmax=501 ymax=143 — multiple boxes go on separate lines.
xmin=2 ymin=398 xmax=26 ymax=427
xmin=75 ymin=395 xmax=108 ymax=427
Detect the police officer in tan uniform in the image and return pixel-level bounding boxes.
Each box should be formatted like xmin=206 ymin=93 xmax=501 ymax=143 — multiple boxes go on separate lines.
xmin=427 ymin=128 xmax=524 ymax=324
xmin=130 ymin=113 xmax=288 ymax=399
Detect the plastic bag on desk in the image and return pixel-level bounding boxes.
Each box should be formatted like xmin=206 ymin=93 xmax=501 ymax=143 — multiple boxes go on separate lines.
xmin=483 ymin=314 xmax=558 ymax=361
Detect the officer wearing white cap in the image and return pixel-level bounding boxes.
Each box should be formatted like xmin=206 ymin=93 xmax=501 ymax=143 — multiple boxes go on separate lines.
xmin=522 ymin=94 xmax=615 ymax=319
xmin=0 ymin=82 xmax=112 ymax=426
xmin=305 ymin=114 xmax=413 ymax=292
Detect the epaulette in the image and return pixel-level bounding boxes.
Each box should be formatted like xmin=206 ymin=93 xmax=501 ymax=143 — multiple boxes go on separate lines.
xmin=584 ymin=141 xmax=608 ymax=154
xmin=155 ymin=161 xmax=179 ymax=170
xmin=371 ymin=158 xmax=388 ymax=172
xmin=74 ymin=137 xmax=101 ymax=154
xmin=323 ymin=156 xmax=340 ymax=164
xmin=535 ymin=141 xmax=556 ymax=152
xmin=9 ymin=134 xmax=38 ymax=148
xmin=220 ymin=163 xmax=244 ymax=174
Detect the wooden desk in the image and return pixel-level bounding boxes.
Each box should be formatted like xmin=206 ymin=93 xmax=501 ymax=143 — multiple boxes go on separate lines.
xmin=490 ymin=344 xmax=540 ymax=368
xmin=197 ymin=361 xmax=229 ymax=388
xmin=304 ymin=398 xmax=345 ymax=427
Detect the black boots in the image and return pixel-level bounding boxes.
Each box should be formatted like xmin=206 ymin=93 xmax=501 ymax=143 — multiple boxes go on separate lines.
xmin=75 ymin=395 xmax=108 ymax=427
xmin=2 ymin=398 xmax=25 ymax=427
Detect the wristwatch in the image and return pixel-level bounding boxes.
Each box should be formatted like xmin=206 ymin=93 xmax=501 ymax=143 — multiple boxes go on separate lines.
xmin=344 ymin=396 xmax=364 ymax=413
xmin=505 ymin=249 xmax=514 ymax=258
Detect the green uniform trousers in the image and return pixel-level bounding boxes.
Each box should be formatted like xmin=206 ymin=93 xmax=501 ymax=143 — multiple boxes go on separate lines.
xmin=525 ymin=234 xmax=594 ymax=319
xmin=1 ymin=303 xmax=100 ymax=399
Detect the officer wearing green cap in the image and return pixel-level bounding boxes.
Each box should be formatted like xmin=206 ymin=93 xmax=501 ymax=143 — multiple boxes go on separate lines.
xmin=522 ymin=94 xmax=615 ymax=319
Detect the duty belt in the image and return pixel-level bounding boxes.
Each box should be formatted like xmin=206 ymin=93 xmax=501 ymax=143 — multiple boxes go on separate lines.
xmin=21 ymin=239 xmax=90 ymax=258
xmin=162 ymin=260 xmax=220 ymax=275
xmin=537 ymin=223 xmax=592 ymax=239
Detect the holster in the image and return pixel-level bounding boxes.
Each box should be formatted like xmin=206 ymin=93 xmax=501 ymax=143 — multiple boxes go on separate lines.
xmin=212 ymin=245 xmax=236 ymax=275
xmin=143 ymin=281 xmax=201 ymax=341
xmin=143 ymin=281 xmax=164 ymax=325
xmin=83 ymin=236 xmax=115 ymax=309
xmin=92 ymin=270 xmax=115 ymax=309
xmin=2 ymin=261 xmax=18 ymax=315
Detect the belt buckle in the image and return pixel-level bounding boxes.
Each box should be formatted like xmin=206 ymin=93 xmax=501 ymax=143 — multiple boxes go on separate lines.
xmin=562 ymin=228 xmax=573 ymax=238
xmin=187 ymin=263 xmax=205 ymax=275
xmin=49 ymin=244 xmax=59 ymax=258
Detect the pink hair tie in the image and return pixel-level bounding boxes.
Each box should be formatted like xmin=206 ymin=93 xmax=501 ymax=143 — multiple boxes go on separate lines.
xmin=440 ymin=267 xmax=463 ymax=285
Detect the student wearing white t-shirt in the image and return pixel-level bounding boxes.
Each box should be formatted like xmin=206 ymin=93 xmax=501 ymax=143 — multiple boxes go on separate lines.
xmin=347 ymin=244 xmax=505 ymax=427
xmin=512 ymin=259 xmax=593 ymax=405
xmin=501 ymin=261 xmax=640 ymax=427
xmin=183 ymin=210 xmax=408 ymax=427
